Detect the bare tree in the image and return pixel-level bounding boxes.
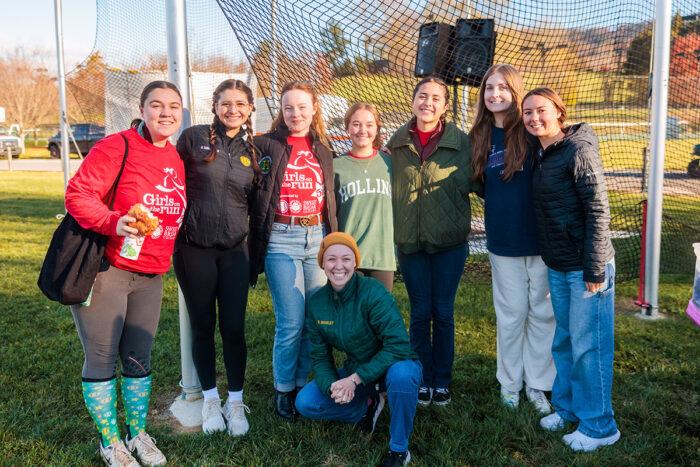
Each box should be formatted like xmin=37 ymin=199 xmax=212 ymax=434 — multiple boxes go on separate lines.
xmin=67 ymin=51 xmax=106 ymax=123
xmin=0 ymin=47 xmax=59 ymax=142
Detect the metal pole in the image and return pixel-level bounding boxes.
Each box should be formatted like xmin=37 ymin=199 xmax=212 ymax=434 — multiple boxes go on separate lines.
xmin=270 ymin=0 xmax=278 ymax=112
xmin=166 ymin=0 xmax=200 ymax=399
xmin=54 ymin=0 xmax=70 ymax=194
xmin=643 ymin=0 xmax=672 ymax=317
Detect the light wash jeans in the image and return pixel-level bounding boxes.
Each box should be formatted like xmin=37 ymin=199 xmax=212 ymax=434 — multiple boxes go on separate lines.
xmin=265 ymin=222 xmax=326 ymax=392
xmin=547 ymin=260 xmax=618 ymax=438
xmin=295 ymin=360 xmax=422 ymax=452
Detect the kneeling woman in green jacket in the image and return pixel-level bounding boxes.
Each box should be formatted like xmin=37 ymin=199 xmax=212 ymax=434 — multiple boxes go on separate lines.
xmin=295 ymin=232 xmax=421 ymax=467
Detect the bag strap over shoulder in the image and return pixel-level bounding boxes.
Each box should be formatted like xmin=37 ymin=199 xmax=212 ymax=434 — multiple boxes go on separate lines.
xmin=104 ymin=134 xmax=130 ymax=210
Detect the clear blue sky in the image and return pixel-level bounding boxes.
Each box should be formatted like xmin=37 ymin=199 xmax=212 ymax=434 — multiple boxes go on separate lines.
xmin=0 ymin=0 xmax=96 ymax=75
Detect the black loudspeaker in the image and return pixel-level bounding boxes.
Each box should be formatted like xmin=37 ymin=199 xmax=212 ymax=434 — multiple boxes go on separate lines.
xmin=414 ymin=22 xmax=453 ymax=78
xmin=414 ymin=19 xmax=496 ymax=87
xmin=445 ymin=19 xmax=496 ymax=86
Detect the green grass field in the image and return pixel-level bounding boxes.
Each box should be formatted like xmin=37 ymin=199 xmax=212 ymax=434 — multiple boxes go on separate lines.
xmin=1 ymin=172 xmax=698 ymax=465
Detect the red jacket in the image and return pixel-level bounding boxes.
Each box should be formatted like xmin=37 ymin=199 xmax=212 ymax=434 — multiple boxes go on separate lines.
xmin=65 ymin=128 xmax=186 ymax=274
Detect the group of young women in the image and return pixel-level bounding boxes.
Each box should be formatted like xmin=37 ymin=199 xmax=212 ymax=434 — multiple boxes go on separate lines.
xmin=64 ymin=62 xmax=619 ymax=467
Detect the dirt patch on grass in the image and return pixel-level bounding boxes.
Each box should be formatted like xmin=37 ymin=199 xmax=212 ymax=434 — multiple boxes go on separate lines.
xmin=150 ymin=390 xmax=203 ymax=434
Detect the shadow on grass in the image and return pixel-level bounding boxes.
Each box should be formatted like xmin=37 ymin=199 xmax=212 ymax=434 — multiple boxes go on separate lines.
xmin=0 ymin=196 xmax=65 ymax=221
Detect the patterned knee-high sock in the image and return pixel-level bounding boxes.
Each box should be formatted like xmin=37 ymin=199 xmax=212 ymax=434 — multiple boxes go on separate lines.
xmin=122 ymin=375 xmax=152 ymax=438
xmin=82 ymin=379 xmax=120 ymax=446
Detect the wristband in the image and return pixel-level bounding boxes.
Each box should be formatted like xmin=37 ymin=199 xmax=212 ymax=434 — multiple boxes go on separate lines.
xmin=350 ymin=375 xmax=359 ymax=386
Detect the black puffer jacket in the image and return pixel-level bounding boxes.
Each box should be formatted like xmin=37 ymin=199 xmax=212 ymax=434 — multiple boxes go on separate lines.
xmin=532 ymin=123 xmax=614 ymax=283
xmin=176 ymin=124 xmax=255 ymax=249
xmin=248 ymin=127 xmax=337 ymax=285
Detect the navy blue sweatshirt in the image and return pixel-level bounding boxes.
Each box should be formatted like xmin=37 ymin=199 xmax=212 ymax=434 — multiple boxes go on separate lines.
xmin=483 ymin=126 xmax=539 ymax=256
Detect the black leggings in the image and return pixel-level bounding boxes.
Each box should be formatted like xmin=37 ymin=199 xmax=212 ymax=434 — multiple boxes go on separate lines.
xmin=173 ymin=239 xmax=249 ymax=391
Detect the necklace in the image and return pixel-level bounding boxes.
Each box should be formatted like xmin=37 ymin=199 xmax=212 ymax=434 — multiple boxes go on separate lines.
xmin=349 ymin=150 xmax=376 ymax=174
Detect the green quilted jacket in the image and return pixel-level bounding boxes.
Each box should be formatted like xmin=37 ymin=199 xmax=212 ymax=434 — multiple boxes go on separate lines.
xmin=307 ymin=273 xmax=417 ymax=396
xmin=388 ymin=121 xmax=482 ymax=254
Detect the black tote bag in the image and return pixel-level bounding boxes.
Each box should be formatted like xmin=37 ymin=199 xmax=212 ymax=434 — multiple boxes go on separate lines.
xmin=38 ymin=135 xmax=129 ymax=305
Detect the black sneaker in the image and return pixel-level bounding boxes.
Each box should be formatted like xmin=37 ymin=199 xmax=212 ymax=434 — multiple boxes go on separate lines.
xmin=273 ymin=389 xmax=295 ymax=421
xmin=380 ymin=449 xmax=411 ymax=467
xmin=357 ymin=394 xmax=385 ymax=435
xmin=432 ymin=388 xmax=451 ymax=406
xmin=417 ymin=386 xmax=431 ymax=406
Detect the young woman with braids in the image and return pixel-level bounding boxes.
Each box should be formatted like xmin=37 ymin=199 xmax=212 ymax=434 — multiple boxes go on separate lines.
xmin=387 ymin=76 xmax=482 ymax=408
xmin=248 ymin=81 xmax=337 ymax=422
xmin=470 ymin=64 xmax=556 ymax=413
xmin=174 ymin=79 xmax=261 ymax=436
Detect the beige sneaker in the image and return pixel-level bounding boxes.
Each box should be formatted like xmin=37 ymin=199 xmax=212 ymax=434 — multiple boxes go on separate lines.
xmin=500 ymin=386 xmax=520 ymax=408
xmin=223 ymin=399 xmax=250 ymax=436
xmin=525 ymin=386 xmax=552 ymax=414
xmin=99 ymin=439 xmax=140 ymax=467
xmin=201 ymin=398 xmax=227 ymax=433
xmin=125 ymin=432 xmax=166 ymax=466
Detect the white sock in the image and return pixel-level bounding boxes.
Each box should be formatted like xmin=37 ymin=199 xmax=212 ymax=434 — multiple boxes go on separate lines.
xmin=228 ymin=390 xmax=243 ymax=402
xmin=202 ymin=387 xmax=220 ymax=401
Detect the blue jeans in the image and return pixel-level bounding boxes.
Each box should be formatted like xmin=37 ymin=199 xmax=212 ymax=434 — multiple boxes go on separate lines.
xmin=397 ymin=245 xmax=468 ymax=388
xmin=295 ymin=360 xmax=422 ymax=452
xmin=548 ymin=260 xmax=617 ymax=438
xmin=265 ymin=223 xmax=326 ymax=392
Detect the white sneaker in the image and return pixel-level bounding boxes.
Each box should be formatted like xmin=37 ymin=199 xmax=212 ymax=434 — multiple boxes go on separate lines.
xmin=100 ymin=440 xmax=140 ymax=467
xmin=563 ymin=429 xmax=621 ymax=451
xmin=540 ymin=412 xmax=565 ymax=431
xmin=125 ymin=432 xmax=166 ymax=466
xmin=500 ymin=387 xmax=519 ymax=408
xmin=223 ymin=399 xmax=250 ymax=436
xmin=201 ymin=398 xmax=226 ymax=434
xmin=525 ymin=387 xmax=552 ymax=414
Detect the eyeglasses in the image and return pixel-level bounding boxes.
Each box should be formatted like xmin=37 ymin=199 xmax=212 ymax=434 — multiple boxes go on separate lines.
xmin=218 ymin=102 xmax=252 ymax=111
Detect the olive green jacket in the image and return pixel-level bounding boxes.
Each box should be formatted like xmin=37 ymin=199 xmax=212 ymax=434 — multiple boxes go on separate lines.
xmin=388 ymin=121 xmax=482 ymax=254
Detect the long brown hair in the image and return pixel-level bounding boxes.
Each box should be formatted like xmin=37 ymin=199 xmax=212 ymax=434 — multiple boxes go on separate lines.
xmin=522 ymin=87 xmax=568 ymax=129
xmin=470 ymin=64 xmax=528 ymax=182
xmin=130 ymin=80 xmax=182 ymax=129
xmin=412 ymin=76 xmax=450 ymax=127
xmin=269 ymin=81 xmax=330 ymax=149
xmin=203 ymin=79 xmax=261 ymax=178
xmin=344 ymin=102 xmax=383 ymax=149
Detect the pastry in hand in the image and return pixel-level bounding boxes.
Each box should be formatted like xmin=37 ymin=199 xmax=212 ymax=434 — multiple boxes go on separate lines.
xmin=127 ymin=204 xmax=159 ymax=236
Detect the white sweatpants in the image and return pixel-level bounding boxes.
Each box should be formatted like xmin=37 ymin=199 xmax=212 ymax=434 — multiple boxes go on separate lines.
xmin=489 ymin=252 xmax=556 ymax=392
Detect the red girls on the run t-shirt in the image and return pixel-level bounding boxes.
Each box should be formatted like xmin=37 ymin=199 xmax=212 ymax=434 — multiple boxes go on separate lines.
xmin=65 ymin=128 xmax=186 ymax=275
xmin=276 ymin=135 xmax=325 ymax=217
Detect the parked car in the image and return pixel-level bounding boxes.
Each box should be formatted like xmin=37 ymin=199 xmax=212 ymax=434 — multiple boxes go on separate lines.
xmin=688 ymin=143 xmax=700 ymax=179
xmin=0 ymin=126 xmax=22 ymax=159
xmin=47 ymin=123 xmax=105 ymax=159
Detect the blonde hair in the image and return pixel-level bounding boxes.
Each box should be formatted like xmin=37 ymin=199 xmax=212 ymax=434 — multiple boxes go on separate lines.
xmin=343 ymin=102 xmax=383 ymax=149
xmin=269 ymin=81 xmax=329 ymax=148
